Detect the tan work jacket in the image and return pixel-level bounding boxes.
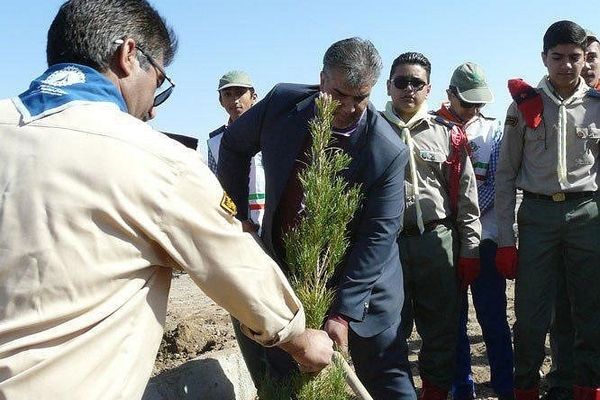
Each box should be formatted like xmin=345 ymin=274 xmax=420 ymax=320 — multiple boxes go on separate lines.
xmin=0 ymin=100 xmax=304 ymax=399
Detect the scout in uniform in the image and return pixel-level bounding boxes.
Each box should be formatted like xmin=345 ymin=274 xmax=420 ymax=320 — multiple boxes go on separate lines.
xmin=435 ymin=62 xmax=514 ymax=400
xmin=382 ymin=52 xmax=481 ymax=400
xmin=495 ymin=20 xmax=600 ymax=400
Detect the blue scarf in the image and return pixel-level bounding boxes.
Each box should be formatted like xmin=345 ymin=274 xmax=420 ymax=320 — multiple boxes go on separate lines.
xmin=12 ymin=63 xmax=127 ymax=123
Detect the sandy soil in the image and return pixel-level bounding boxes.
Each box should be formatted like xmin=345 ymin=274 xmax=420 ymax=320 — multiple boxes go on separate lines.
xmin=154 ymin=273 xmax=552 ymax=399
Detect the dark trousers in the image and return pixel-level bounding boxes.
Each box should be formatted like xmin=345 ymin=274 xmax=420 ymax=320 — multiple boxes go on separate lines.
xmin=452 ymin=239 xmax=514 ymax=399
xmin=546 ymin=266 xmax=576 ymax=390
xmin=400 ymin=223 xmax=460 ymax=390
xmin=514 ymin=196 xmax=600 ymax=389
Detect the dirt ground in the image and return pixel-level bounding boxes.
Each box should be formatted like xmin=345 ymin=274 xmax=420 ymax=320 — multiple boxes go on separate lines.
xmin=154 ymin=273 xmax=552 ymax=399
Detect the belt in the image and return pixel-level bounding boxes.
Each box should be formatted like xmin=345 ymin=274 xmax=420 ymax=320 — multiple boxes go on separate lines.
xmin=402 ymin=218 xmax=451 ymax=237
xmin=522 ymin=190 xmax=596 ymax=202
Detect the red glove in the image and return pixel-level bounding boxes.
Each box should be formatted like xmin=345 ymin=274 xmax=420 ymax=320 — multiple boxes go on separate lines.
xmin=457 ymin=257 xmax=480 ymax=290
xmin=508 ymin=79 xmax=543 ymax=129
xmin=496 ymin=246 xmax=518 ymax=279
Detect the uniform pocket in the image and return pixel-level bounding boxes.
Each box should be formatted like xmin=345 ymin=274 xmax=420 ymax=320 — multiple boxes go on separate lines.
xmin=418 ymin=149 xmax=446 ymax=163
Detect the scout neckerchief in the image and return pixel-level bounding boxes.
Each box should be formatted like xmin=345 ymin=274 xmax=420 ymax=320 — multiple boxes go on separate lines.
xmin=12 ymin=63 xmax=127 ymax=124
xmin=538 ymin=77 xmax=586 ymax=188
xmin=383 ymin=101 xmax=430 ymax=234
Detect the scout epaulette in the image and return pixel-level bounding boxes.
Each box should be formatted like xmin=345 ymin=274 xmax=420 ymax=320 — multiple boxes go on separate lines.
xmin=586 ymin=88 xmax=600 ymax=99
xmin=434 ymin=115 xmax=470 ymax=215
xmin=508 ymin=78 xmax=543 ymax=129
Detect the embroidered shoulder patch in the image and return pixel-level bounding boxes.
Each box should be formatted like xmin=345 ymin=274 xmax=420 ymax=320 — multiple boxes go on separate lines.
xmin=505 ymin=115 xmax=518 ymax=127
xmin=220 ymin=192 xmax=237 ymax=216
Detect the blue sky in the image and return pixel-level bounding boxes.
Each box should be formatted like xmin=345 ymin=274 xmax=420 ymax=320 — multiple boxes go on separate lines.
xmin=1 ymin=1 xmax=597 ymax=154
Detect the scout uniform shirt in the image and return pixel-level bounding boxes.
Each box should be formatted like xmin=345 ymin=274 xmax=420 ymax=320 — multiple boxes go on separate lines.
xmin=0 ymin=99 xmax=304 ymax=400
xmin=495 ymin=77 xmax=600 ymax=247
xmin=384 ymin=107 xmax=481 ymax=258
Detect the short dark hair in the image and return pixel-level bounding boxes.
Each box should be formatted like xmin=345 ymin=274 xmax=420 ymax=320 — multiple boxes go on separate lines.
xmin=543 ymin=20 xmax=586 ymax=54
xmin=389 ymin=52 xmax=432 ymax=83
xmin=322 ymin=37 xmax=382 ymax=88
xmin=47 ymin=0 xmax=178 ymax=71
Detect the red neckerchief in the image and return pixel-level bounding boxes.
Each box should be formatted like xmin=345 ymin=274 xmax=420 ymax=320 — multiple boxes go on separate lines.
xmin=435 ymin=104 xmax=471 ymax=216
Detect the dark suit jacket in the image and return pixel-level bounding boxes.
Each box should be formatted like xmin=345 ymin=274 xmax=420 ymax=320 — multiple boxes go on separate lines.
xmin=218 ymin=83 xmax=408 ymax=337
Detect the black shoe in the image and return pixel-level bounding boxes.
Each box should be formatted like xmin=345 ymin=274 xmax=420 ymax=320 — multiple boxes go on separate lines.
xmin=541 ymin=387 xmax=574 ymax=400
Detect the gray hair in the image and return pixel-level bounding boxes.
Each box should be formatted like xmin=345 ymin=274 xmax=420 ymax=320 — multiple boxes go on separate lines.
xmin=322 ymin=37 xmax=382 ymax=88
xmin=47 ymin=0 xmax=178 ymax=71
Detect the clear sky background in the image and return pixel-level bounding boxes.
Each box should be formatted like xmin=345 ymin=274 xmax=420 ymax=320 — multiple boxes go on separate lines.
xmin=1 ymin=1 xmax=597 ymax=154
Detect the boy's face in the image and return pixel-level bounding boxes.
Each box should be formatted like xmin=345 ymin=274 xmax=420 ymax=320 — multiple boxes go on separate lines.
xmin=386 ymin=63 xmax=431 ymax=119
xmin=582 ymin=40 xmax=600 ymax=87
xmin=542 ymin=43 xmax=585 ymax=90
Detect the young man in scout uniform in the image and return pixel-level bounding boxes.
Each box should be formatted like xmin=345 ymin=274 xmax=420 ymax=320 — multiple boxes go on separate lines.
xmin=543 ymin=28 xmax=600 ymax=400
xmin=434 ymin=62 xmax=514 ymax=400
xmin=382 ymin=52 xmax=481 ymax=400
xmin=495 ymin=20 xmax=600 ymax=400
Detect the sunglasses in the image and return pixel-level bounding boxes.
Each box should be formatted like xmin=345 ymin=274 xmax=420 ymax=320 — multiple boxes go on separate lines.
xmin=450 ymin=87 xmax=484 ymax=109
xmin=136 ymin=46 xmax=176 ymax=107
xmin=114 ymin=39 xmax=175 ymax=107
xmin=392 ymin=76 xmax=428 ymax=91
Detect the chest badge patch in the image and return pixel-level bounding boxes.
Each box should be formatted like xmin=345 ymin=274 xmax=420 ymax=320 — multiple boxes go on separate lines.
xmin=220 ymin=192 xmax=237 ymax=216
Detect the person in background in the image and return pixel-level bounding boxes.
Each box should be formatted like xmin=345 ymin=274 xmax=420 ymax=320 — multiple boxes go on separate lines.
xmin=205 ymin=70 xmax=268 ymax=386
xmin=382 ymin=52 xmax=481 ymax=400
xmin=206 ymin=70 xmax=265 ymax=230
xmin=495 ymin=20 xmax=600 ymax=400
xmin=542 ymin=28 xmax=600 ymax=400
xmin=434 ymin=62 xmax=514 ymax=400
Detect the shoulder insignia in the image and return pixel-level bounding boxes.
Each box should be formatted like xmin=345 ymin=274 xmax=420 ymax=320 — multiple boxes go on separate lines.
xmin=586 ymin=88 xmax=600 ymax=99
xmin=433 ymin=115 xmax=455 ymax=129
xmin=505 ymin=115 xmax=518 ymax=127
xmin=220 ymin=192 xmax=237 ymax=216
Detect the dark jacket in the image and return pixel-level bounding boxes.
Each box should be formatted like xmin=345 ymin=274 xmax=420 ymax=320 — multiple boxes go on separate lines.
xmin=218 ymin=83 xmax=408 ymax=337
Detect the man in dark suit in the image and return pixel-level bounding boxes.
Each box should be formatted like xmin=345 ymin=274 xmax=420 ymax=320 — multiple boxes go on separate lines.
xmin=218 ymin=37 xmax=415 ymax=400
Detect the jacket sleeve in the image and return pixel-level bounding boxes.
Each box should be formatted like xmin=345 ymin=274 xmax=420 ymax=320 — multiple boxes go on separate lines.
xmin=495 ymin=102 xmax=524 ymax=247
xmin=217 ymin=88 xmax=274 ymax=220
xmin=158 ymin=157 xmax=305 ymax=347
xmin=455 ymin=143 xmax=482 ymax=258
xmin=330 ymin=147 xmax=408 ymax=321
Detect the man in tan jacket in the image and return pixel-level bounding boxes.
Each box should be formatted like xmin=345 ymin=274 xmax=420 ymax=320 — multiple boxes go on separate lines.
xmin=0 ymin=1 xmax=333 ymax=399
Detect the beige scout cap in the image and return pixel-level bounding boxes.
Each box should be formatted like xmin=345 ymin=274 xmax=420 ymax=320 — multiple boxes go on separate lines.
xmin=218 ymin=70 xmax=254 ymax=91
xmin=450 ymin=62 xmax=494 ymax=104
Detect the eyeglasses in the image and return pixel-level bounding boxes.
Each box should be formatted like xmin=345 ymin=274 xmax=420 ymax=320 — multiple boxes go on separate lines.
xmin=136 ymin=46 xmax=176 ymax=107
xmin=450 ymin=86 xmax=484 ymax=109
xmin=392 ymin=76 xmax=428 ymax=91
xmin=113 ymin=39 xmax=175 ymax=107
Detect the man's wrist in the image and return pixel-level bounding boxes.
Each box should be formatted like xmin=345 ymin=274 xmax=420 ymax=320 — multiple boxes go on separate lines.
xmin=327 ymin=313 xmax=349 ymax=328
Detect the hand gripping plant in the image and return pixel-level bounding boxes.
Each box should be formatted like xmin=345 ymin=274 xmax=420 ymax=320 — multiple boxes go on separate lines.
xmin=260 ymin=94 xmax=372 ymax=400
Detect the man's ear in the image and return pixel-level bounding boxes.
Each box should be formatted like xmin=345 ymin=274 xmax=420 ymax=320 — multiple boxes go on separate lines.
xmin=113 ymin=38 xmax=138 ymax=78
xmin=251 ymin=91 xmax=258 ymax=101
xmin=541 ymin=51 xmax=548 ymax=68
